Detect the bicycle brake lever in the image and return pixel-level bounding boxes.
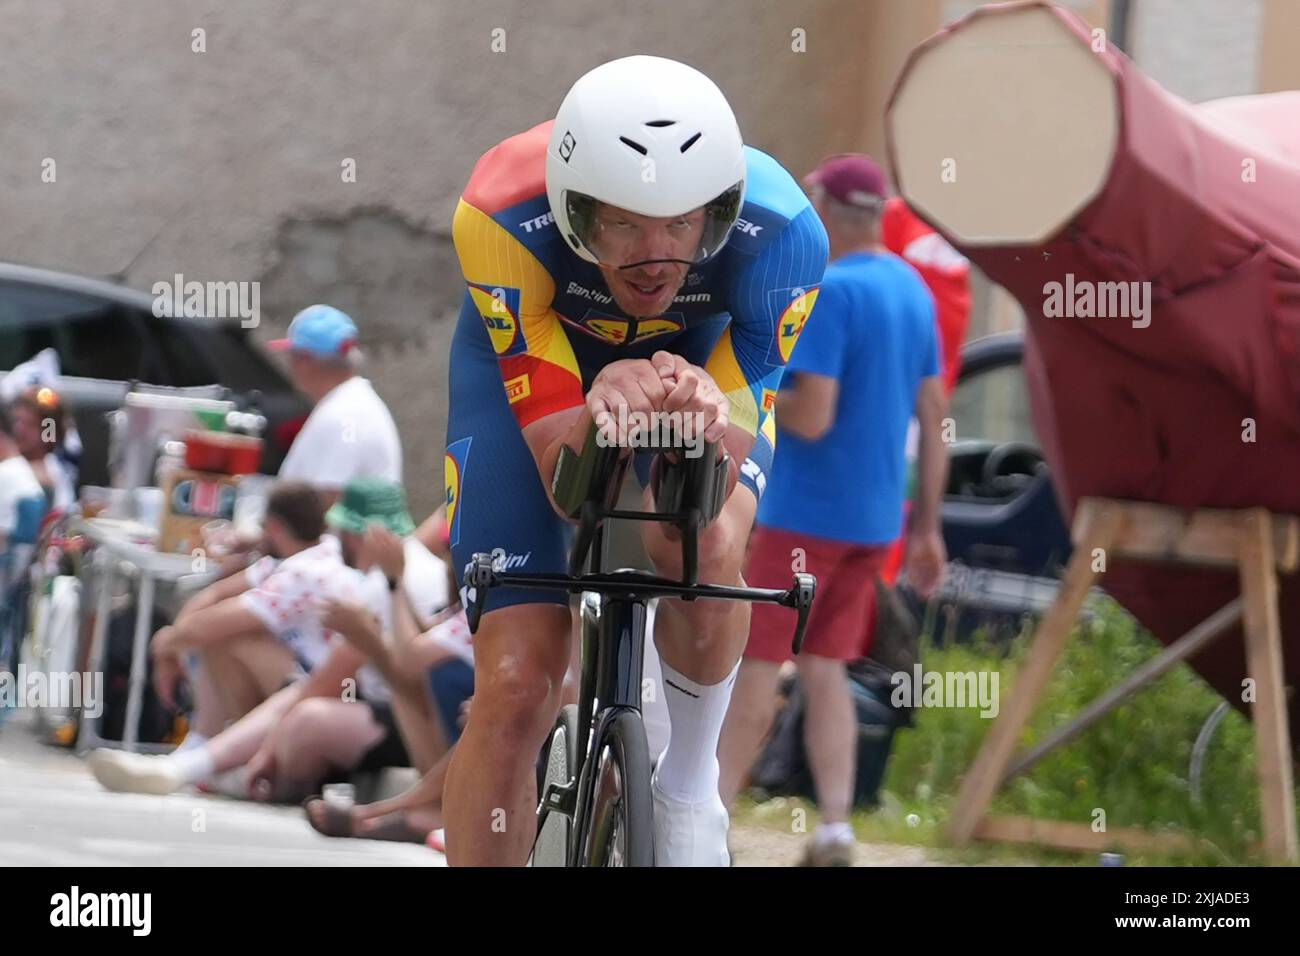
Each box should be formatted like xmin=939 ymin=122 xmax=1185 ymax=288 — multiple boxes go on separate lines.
xmin=788 ymin=572 xmax=816 ymax=654
xmin=463 ymin=552 xmax=498 ymax=634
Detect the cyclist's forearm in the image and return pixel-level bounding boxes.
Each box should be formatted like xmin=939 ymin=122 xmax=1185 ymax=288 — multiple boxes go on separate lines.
xmin=524 ymin=406 xmax=594 ymax=520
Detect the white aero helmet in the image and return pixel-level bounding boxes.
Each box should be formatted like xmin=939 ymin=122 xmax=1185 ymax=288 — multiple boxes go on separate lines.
xmin=546 ymin=55 xmax=747 ymax=267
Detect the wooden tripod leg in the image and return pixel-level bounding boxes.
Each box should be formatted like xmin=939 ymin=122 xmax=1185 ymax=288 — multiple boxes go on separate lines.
xmin=1238 ymin=508 xmax=1298 ymax=863
xmin=948 ymin=500 xmax=1123 ymax=845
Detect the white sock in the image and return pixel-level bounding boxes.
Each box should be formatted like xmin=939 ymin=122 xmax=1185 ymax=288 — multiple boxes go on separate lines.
xmin=815 ymin=821 xmax=855 ymax=845
xmin=654 ymin=658 xmax=739 ymax=804
xmin=174 ymin=732 xmax=208 ymax=754
xmin=164 ymin=745 xmax=216 ymax=785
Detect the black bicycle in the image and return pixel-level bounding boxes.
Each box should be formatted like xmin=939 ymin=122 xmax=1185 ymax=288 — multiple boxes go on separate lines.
xmin=463 ymin=424 xmax=815 ymax=866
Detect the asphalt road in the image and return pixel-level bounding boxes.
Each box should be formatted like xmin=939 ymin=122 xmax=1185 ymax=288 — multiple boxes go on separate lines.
xmin=0 ymin=711 xmax=442 ymax=867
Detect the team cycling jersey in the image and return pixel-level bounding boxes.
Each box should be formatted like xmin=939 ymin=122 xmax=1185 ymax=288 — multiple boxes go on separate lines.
xmin=451 ymin=120 xmax=829 ymax=441
xmin=442 ymin=121 xmax=828 ymax=608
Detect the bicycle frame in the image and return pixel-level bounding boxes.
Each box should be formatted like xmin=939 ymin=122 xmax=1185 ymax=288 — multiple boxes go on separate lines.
xmin=464 ymin=433 xmax=816 ymax=865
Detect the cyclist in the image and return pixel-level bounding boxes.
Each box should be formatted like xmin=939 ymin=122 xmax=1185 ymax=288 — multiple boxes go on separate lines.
xmin=442 ymin=55 xmax=828 ymax=866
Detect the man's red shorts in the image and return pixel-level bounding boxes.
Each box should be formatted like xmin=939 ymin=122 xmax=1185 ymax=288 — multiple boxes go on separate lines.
xmin=744 ymin=524 xmax=891 ymax=664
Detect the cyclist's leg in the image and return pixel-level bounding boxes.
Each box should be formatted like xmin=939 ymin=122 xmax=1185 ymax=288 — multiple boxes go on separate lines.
xmin=633 ymin=420 xmax=774 ymax=864
xmin=440 ymin=302 xmax=573 ymax=866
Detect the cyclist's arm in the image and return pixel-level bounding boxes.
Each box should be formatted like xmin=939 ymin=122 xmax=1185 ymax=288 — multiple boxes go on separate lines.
xmin=772 ymin=274 xmax=850 ymax=441
xmin=706 ymin=202 xmax=830 ymax=465
xmin=452 ymin=194 xmax=586 ymax=507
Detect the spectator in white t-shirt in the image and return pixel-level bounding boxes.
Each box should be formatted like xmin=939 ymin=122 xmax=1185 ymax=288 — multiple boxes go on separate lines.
xmin=270 ymin=304 xmax=402 ymax=501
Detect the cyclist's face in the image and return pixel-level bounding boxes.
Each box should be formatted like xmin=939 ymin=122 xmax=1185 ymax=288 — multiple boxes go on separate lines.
xmin=592 ymin=203 xmax=702 ymax=317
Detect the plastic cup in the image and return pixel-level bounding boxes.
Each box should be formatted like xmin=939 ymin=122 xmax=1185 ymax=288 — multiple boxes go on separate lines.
xmin=322 ymin=783 xmax=356 ymax=812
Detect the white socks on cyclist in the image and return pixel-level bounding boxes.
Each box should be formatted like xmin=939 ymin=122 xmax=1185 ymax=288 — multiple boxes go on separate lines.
xmin=653 ymin=657 xmax=739 ymax=804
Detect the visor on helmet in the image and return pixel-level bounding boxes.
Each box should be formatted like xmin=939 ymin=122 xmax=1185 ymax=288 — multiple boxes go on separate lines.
xmin=562 ymin=183 xmax=744 ymax=268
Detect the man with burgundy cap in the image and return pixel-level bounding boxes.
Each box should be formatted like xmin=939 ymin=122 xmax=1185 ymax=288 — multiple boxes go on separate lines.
xmin=270 ymin=304 xmax=403 ymax=501
xmin=719 ymin=153 xmax=950 ymax=866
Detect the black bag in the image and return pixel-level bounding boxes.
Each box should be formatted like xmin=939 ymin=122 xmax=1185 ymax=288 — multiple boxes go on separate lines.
xmin=99 ymin=605 xmax=178 ymax=744
xmin=748 ymin=577 xmax=922 ymax=808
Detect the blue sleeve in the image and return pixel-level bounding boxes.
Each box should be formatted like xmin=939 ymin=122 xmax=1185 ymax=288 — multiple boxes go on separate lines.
xmin=917 ymin=283 xmax=940 ymax=381
xmin=786 ymin=273 xmax=850 ymax=381
xmin=709 ymin=203 xmax=830 ymax=437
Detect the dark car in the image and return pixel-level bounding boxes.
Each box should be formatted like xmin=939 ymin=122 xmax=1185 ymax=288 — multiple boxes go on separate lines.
xmin=0 ymin=263 xmax=309 ymax=488
xmin=927 ymin=332 xmax=1073 ymax=640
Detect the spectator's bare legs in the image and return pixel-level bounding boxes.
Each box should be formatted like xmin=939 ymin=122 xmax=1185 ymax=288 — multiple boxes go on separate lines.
xmin=717 ymin=659 xmax=782 ymax=806
xmin=194 ymin=636 xmax=297 ymax=730
xmin=203 ymin=684 xmax=303 ymax=772
xmin=186 ymin=659 xmax=232 ymax=738
xmin=263 ymin=698 xmax=388 ymax=803
xmin=443 ymin=604 xmax=571 ymax=866
xmin=795 ymin=654 xmax=855 ymax=826
xmin=305 ymin=744 xmax=455 ymax=838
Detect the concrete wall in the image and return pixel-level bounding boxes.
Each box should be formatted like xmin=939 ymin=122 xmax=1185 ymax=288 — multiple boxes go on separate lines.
xmin=3 ymin=0 xmax=929 ymax=516
xmin=3 ymin=0 xmax=1293 ymax=513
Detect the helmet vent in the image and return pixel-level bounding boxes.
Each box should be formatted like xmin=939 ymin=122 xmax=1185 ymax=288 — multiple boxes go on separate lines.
xmin=644 ymin=119 xmax=676 ymax=127
xmin=679 ymin=132 xmax=702 ymax=153
xmin=619 ymin=136 xmax=648 ymax=155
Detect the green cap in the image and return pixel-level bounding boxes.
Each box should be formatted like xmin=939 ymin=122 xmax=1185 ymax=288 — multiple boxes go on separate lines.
xmin=326 ymin=477 xmax=415 ymax=536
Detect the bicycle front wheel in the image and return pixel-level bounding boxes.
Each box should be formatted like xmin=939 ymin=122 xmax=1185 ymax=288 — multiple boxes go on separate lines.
xmin=529 ymin=704 xmax=579 ymax=867
xmin=581 ymin=708 xmax=654 ymax=867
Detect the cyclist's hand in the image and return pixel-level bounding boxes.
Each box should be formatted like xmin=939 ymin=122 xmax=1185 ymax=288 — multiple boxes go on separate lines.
xmin=651 ymin=350 xmax=729 ymax=443
xmin=588 ymin=358 xmax=669 ymax=446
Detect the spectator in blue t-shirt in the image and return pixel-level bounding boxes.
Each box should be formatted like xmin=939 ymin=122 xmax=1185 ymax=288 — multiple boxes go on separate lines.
xmin=720 ymin=153 xmax=949 ymax=866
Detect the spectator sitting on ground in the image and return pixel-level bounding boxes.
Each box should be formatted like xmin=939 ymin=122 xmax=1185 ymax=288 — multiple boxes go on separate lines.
xmin=87 ymin=480 xmax=450 ymax=800
xmin=160 ymin=481 xmax=365 ymax=742
xmin=302 ymin=507 xmax=473 ymax=844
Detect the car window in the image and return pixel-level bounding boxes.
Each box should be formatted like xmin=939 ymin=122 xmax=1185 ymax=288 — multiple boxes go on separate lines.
xmin=0 ymin=280 xmax=145 ymax=380
xmin=949 ymin=360 xmax=1038 ymax=446
xmin=155 ymin=317 xmax=290 ymax=394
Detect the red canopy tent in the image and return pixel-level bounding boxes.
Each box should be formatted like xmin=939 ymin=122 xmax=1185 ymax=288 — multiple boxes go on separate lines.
xmin=886 ymin=1 xmax=1300 ymax=743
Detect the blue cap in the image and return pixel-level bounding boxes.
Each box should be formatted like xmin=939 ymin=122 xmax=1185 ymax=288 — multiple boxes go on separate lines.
xmin=269 ymin=304 xmax=358 ymax=357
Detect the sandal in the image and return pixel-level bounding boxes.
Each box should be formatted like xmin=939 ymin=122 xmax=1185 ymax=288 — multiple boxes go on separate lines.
xmin=303 ymin=795 xmax=430 ymax=844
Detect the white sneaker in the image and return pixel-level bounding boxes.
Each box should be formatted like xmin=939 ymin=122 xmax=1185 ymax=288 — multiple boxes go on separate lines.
xmin=87 ymin=749 xmax=183 ymax=795
xmin=650 ymin=771 xmax=731 ymax=867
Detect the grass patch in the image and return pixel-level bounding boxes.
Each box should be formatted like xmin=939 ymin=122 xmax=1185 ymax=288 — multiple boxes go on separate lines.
xmin=737 ymin=599 xmax=1279 ymax=865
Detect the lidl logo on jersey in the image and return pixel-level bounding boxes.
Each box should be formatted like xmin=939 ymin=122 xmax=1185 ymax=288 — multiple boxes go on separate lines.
xmin=444 ymin=437 xmax=472 ymax=547
xmin=769 ymin=286 xmax=821 ymax=363
xmin=503 ymin=373 xmax=531 ymax=405
xmin=587 ymin=317 xmax=630 ymax=345
xmin=632 ymin=317 xmax=684 ymax=343
xmin=468 ymin=283 xmax=527 ymax=356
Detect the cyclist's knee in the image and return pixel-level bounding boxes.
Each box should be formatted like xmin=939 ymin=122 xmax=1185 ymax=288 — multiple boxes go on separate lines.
xmin=471 ymin=605 xmax=569 ymax=747
xmin=644 ymin=504 xmax=750 ymax=581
